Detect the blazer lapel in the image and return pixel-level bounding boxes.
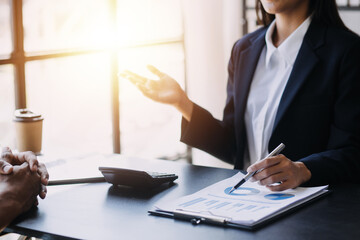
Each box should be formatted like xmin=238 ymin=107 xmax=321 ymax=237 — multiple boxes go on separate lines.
xmin=272 ymin=20 xmax=325 ymax=132
xmin=236 ymin=31 xmax=266 ymax=122
xmin=234 ymin=32 xmax=266 ymax=169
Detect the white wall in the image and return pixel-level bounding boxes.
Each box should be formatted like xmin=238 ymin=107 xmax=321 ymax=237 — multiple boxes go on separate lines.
xmin=340 ymin=11 xmax=360 ymax=35
xmin=182 ymin=0 xmax=242 ymax=168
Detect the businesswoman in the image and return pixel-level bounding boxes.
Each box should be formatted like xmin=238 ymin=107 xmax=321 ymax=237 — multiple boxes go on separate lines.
xmin=121 ymin=0 xmax=360 ymax=191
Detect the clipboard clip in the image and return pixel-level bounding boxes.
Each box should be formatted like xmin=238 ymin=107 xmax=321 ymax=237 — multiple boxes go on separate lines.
xmin=173 ymin=209 xmax=229 ymax=226
xmin=190 ymin=218 xmax=201 ymax=225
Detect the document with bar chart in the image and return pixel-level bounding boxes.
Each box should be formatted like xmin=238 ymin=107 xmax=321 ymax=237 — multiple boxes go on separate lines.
xmin=150 ymin=172 xmax=328 ymax=229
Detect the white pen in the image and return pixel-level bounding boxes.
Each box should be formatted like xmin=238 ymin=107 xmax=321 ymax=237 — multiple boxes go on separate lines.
xmin=228 ymin=143 xmax=285 ymax=194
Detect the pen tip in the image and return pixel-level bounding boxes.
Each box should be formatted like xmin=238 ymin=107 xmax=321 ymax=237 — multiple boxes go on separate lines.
xmin=228 ymin=188 xmax=235 ymax=194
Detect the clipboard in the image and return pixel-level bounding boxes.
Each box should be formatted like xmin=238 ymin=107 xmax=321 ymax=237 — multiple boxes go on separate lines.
xmin=149 ymin=188 xmax=329 ymax=230
xmin=148 ymin=173 xmax=330 ymax=230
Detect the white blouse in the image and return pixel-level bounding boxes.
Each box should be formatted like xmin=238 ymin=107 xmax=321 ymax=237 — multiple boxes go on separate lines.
xmin=244 ymin=16 xmax=312 ymax=165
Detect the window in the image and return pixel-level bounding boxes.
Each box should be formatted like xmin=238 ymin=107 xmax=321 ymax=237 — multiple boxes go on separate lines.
xmin=0 ymin=0 xmax=187 ymax=160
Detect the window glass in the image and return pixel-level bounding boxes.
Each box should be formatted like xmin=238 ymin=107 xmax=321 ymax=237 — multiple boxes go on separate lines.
xmin=0 ymin=0 xmax=12 ymax=56
xmin=25 ymin=54 xmax=112 ymax=155
xmin=118 ymin=43 xmax=186 ymax=159
xmin=0 ymin=65 xmax=15 ymax=147
xmin=23 ymin=0 xmax=111 ymax=53
xmin=117 ymin=0 xmax=183 ymax=46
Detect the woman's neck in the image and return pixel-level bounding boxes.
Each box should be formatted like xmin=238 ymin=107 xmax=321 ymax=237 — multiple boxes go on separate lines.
xmin=272 ymin=4 xmax=310 ymax=47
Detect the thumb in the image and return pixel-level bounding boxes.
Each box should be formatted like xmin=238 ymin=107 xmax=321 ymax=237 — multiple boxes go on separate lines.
xmin=146 ymin=65 xmax=164 ymax=78
xmin=0 ymin=160 xmax=13 ymax=174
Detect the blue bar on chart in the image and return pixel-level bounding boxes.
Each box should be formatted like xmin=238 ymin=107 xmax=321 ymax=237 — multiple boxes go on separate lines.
xmin=227 ymin=203 xmax=244 ymax=211
xmin=237 ymin=205 xmax=257 ymax=212
xmin=204 ymin=200 xmax=218 ymax=206
xmin=253 ymin=206 xmax=269 ymax=212
xmin=209 ymin=202 xmax=231 ymax=210
xmin=179 ymin=197 xmax=206 ymax=207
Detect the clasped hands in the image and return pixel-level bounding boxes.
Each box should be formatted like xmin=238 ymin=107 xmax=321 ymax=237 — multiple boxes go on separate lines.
xmin=0 ymin=147 xmax=49 ymax=209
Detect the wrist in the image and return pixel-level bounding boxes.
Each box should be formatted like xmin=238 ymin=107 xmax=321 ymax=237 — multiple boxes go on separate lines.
xmin=173 ymin=92 xmax=194 ymax=122
xmin=0 ymin=188 xmax=23 ymax=229
xmin=296 ymin=162 xmax=312 ymax=184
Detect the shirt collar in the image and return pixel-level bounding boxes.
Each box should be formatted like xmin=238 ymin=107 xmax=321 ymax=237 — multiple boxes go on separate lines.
xmin=265 ymin=16 xmax=312 ymax=68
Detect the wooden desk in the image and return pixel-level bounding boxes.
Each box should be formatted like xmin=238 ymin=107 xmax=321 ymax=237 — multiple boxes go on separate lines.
xmin=5 ymin=156 xmax=360 ymax=240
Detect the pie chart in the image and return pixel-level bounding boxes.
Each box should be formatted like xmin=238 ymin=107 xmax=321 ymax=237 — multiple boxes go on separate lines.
xmin=224 ymin=187 xmax=260 ymax=196
xmin=264 ymin=193 xmax=295 ymax=200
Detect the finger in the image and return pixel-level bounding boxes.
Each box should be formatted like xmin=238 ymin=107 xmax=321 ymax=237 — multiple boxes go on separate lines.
xmin=266 ymin=180 xmax=293 ymax=191
xmin=1 ymin=147 xmax=15 ymax=164
xmin=0 ymin=160 xmax=13 ymax=174
xmin=147 ymin=65 xmax=165 ymax=78
xmin=121 ymin=70 xmax=148 ymax=84
xmin=39 ymin=184 xmax=47 ymax=199
xmin=15 ymin=151 xmax=38 ymax=172
xmin=258 ymin=172 xmax=288 ymax=186
xmin=128 ymin=76 xmax=148 ymax=89
xmin=251 ymin=164 xmax=282 ymax=182
xmin=38 ymin=163 xmax=49 ymax=185
xmin=20 ymin=161 xmax=30 ymax=169
xmin=120 ymin=73 xmax=146 ymax=86
xmin=247 ymin=155 xmax=284 ymax=173
xmin=2 ymin=146 xmax=13 ymax=155
xmin=123 ymin=74 xmax=150 ymax=91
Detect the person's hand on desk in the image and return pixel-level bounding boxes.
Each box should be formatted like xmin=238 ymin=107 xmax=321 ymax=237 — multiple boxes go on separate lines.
xmin=247 ymin=154 xmax=312 ymax=191
xmin=0 ymin=147 xmax=49 ymax=199
xmin=120 ymin=65 xmax=194 ymax=122
xmin=0 ymin=162 xmax=42 ymax=231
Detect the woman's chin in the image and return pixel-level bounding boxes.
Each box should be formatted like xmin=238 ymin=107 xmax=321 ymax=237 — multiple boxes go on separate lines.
xmin=262 ymin=2 xmax=277 ymax=14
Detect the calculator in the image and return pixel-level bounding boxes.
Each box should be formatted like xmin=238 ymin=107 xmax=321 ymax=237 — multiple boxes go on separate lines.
xmin=98 ymin=167 xmax=178 ymax=188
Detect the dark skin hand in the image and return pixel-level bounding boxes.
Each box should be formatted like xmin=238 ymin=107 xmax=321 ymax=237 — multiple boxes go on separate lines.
xmin=0 ymin=147 xmax=49 ymax=199
xmin=0 ymin=162 xmax=41 ymax=231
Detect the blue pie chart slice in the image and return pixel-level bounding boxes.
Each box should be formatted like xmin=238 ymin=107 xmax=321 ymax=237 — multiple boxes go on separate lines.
xmin=264 ymin=193 xmax=295 ymax=200
xmin=224 ymin=187 xmax=260 ymax=196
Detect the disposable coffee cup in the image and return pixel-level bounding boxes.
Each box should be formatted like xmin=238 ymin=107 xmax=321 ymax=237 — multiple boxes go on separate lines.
xmin=13 ymin=109 xmax=44 ymax=155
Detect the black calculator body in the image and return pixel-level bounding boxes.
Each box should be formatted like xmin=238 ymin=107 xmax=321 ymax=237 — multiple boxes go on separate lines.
xmin=99 ymin=167 xmax=178 ymax=188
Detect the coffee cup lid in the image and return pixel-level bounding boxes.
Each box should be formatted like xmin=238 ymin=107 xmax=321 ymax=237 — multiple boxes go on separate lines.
xmin=14 ymin=109 xmax=43 ymax=122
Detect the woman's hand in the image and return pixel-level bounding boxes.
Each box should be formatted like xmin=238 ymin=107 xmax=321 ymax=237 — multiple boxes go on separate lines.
xmin=247 ymin=154 xmax=311 ymax=191
xmin=120 ymin=65 xmax=194 ymax=121
xmin=120 ymin=65 xmax=185 ymax=106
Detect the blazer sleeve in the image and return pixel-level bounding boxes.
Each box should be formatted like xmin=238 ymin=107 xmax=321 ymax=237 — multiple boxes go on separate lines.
xmin=180 ymin=42 xmax=240 ymax=165
xmin=300 ymin=38 xmax=360 ymax=186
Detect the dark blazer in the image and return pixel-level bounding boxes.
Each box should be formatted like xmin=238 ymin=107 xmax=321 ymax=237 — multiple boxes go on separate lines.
xmin=180 ymin=19 xmax=360 ymax=186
